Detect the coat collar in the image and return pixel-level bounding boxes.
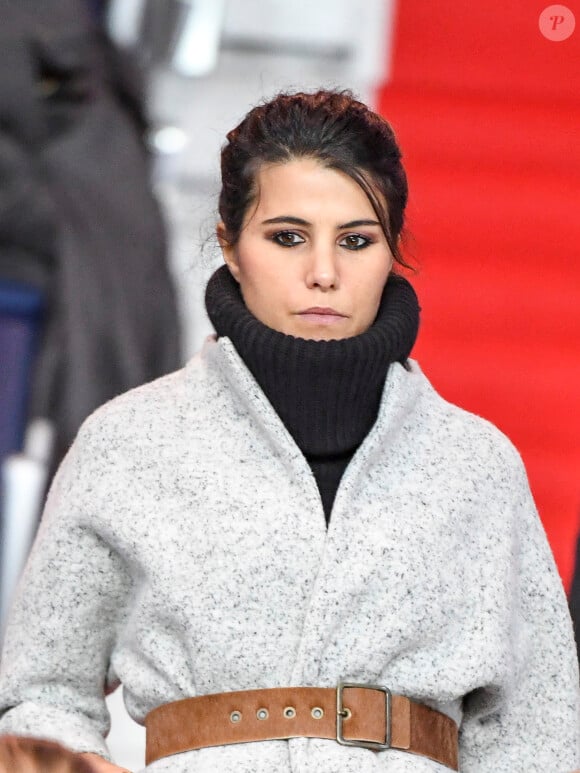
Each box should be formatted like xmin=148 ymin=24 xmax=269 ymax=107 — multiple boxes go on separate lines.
xmin=200 ymin=334 xmax=428 ymax=477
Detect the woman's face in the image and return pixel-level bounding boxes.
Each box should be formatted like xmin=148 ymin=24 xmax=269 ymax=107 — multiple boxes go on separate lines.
xmin=218 ymin=158 xmax=393 ymax=340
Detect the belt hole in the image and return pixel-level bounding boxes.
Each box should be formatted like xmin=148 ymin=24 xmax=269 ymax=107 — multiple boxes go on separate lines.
xmin=256 ymin=708 xmax=269 ymax=720
xmin=230 ymin=710 xmax=242 ymax=723
xmin=338 ymin=707 xmax=351 ymax=720
xmin=311 ymin=707 xmax=324 ymax=719
xmin=283 ymin=706 xmax=296 ymax=719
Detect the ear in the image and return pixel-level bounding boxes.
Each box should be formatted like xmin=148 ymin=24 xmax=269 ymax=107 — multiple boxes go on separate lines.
xmin=216 ymin=222 xmax=241 ymax=281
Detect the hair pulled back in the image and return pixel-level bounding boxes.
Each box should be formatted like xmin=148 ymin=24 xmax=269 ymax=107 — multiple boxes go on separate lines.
xmin=219 ymin=89 xmax=411 ymax=269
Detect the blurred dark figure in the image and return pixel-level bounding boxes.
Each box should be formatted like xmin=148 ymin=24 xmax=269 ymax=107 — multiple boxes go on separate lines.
xmin=86 ymin=0 xmax=108 ymax=24
xmin=0 ymin=735 xmax=98 ymax=773
xmin=0 ymin=0 xmax=181 ymax=473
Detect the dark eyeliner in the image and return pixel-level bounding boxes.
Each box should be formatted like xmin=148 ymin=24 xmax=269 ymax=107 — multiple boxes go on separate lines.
xmin=272 ymin=230 xmax=304 ymax=247
xmin=340 ymin=233 xmax=373 ymax=250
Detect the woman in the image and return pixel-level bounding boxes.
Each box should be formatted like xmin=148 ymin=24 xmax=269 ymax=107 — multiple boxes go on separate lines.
xmin=0 ymin=90 xmax=578 ymax=772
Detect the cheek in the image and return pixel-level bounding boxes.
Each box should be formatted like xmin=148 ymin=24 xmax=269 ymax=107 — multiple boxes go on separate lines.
xmin=239 ymin=254 xmax=295 ymax=299
xmin=235 ymin=253 xmax=296 ymax=327
xmin=352 ymin=261 xmax=391 ymax=301
xmin=350 ymin=268 xmax=390 ymax=330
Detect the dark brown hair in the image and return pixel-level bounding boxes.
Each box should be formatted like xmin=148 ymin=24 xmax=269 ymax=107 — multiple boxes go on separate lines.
xmin=219 ymin=89 xmax=412 ymax=270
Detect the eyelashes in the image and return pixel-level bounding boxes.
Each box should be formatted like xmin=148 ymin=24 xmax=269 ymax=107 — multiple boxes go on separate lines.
xmin=339 ymin=234 xmax=372 ymax=250
xmin=272 ymin=231 xmax=305 ymax=247
xmin=271 ymin=230 xmax=373 ymax=250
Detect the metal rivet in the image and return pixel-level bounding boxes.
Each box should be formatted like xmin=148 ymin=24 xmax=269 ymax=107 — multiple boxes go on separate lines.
xmin=256 ymin=708 xmax=269 ymax=720
xmin=311 ymin=706 xmax=324 ymax=719
xmin=283 ymin=706 xmax=296 ymax=719
xmin=230 ymin=710 xmax=242 ymax=723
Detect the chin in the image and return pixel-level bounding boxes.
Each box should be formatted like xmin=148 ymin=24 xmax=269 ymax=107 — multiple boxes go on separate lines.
xmin=288 ymin=326 xmax=355 ymax=342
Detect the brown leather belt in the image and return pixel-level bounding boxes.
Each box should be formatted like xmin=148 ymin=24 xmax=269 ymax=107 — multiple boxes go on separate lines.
xmin=145 ymin=682 xmax=459 ymax=770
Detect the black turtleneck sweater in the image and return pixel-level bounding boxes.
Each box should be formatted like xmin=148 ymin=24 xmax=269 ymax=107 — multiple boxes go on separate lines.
xmin=205 ymin=265 xmax=420 ymax=522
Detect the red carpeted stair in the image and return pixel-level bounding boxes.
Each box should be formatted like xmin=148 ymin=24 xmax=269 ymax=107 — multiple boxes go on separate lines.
xmin=377 ymin=1 xmax=580 ymax=587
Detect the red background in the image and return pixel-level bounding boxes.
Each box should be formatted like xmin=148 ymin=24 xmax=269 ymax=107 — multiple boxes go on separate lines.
xmin=377 ymin=1 xmax=580 ymax=587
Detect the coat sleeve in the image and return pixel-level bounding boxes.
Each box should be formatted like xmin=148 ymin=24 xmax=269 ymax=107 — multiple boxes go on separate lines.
xmin=0 ymin=417 xmax=133 ymax=760
xmin=459 ymin=453 xmax=580 ymax=772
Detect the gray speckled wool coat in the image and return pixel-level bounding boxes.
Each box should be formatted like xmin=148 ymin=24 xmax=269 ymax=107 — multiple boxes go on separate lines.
xmin=1 ymin=336 xmax=579 ymax=772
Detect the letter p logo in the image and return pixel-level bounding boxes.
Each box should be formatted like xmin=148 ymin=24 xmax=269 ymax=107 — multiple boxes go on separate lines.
xmin=539 ymin=5 xmax=576 ymax=40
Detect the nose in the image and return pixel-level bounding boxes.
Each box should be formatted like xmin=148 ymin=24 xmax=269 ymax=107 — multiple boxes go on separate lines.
xmin=305 ymin=243 xmax=339 ymax=290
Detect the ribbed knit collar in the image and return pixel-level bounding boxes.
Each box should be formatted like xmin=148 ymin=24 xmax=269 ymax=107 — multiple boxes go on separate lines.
xmin=205 ymin=264 xmax=420 ymax=457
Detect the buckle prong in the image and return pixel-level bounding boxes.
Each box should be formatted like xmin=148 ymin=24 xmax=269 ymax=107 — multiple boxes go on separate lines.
xmin=336 ymin=681 xmax=391 ymax=751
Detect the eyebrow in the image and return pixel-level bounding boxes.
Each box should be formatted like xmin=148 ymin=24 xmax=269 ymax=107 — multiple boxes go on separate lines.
xmin=261 ymin=216 xmax=381 ymax=229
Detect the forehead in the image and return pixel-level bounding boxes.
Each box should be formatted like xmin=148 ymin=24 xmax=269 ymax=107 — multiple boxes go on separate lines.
xmin=246 ymin=158 xmax=377 ymax=224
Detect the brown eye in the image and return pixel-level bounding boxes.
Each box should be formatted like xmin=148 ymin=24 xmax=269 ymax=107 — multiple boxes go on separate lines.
xmin=273 ymin=231 xmax=304 ymax=247
xmin=339 ymin=234 xmax=371 ymax=250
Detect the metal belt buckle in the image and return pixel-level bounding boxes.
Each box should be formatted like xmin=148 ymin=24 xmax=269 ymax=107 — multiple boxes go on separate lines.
xmin=336 ymin=681 xmax=392 ymax=751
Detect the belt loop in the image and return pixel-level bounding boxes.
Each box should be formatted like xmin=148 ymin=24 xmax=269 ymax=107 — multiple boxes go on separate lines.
xmin=391 ymin=694 xmax=412 ymax=750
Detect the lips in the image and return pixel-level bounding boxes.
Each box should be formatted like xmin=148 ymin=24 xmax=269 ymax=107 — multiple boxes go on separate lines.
xmin=297 ymin=307 xmax=348 ymax=325
xmin=300 ymin=307 xmax=346 ymax=316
